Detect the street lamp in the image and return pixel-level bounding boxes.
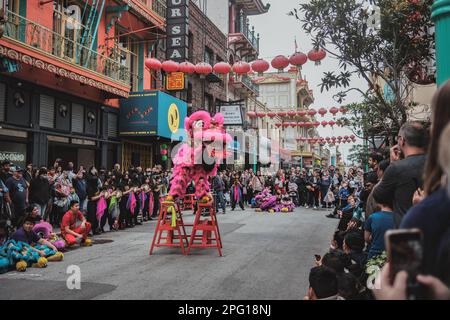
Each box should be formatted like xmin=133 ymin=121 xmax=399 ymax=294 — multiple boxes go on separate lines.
xmin=432 ymin=0 xmax=450 ymax=85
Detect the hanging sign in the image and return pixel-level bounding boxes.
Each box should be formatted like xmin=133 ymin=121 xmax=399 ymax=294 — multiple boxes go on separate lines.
xmin=166 ymin=0 xmax=189 ymax=62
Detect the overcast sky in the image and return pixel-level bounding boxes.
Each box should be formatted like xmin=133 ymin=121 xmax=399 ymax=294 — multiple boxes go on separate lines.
xmin=251 ymin=0 xmax=368 ymax=163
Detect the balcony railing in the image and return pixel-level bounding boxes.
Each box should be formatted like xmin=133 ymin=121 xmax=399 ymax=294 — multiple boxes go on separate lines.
xmin=138 ymin=0 xmax=167 ymax=19
xmin=241 ymin=74 xmax=260 ymax=95
xmin=152 ymin=0 xmax=167 ymax=19
xmin=3 ymin=10 xmax=131 ymax=85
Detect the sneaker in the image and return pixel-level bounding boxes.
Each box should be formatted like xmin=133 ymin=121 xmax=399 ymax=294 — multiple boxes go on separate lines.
xmin=305 ymin=206 xmax=309 ymax=209
xmin=314 ymin=206 xmax=318 ymax=210
xmin=325 ymin=213 xmax=337 ymax=218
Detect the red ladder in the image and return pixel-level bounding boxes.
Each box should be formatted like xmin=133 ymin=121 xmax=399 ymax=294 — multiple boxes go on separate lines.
xmin=149 ymin=201 xmax=189 ymax=255
xmin=187 ymin=201 xmax=223 ymax=256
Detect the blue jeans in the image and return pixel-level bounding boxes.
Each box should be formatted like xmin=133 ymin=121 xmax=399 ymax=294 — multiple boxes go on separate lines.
xmin=215 ymin=191 xmax=226 ymax=213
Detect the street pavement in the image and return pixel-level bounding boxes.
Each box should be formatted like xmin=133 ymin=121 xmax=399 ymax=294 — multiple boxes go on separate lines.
xmin=0 ymin=205 xmax=337 ymax=300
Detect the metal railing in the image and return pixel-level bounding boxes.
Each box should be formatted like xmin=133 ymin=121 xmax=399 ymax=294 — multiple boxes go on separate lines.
xmin=241 ymin=74 xmax=260 ymax=96
xmin=3 ymin=10 xmax=131 ymax=85
xmin=237 ymin=22 xmax=259 ymax=52
xmin=152 ymin=0 xmax=167 ymax=19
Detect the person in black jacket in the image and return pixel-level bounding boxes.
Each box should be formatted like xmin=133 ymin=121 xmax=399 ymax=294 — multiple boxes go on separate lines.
xmin=295 ymin=172 xmax=308 ymax=207
xmin=373 ymin=121 xmax=428 ymax=227
xmin=28 ymin=168 xmax=51 ymax=220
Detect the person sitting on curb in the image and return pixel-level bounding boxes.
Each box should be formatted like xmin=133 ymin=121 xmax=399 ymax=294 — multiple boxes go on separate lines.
xmin=11 ymin=215 xmax=58 ymax=254
xmin=61 ymin=200 xmax=92 ymax=247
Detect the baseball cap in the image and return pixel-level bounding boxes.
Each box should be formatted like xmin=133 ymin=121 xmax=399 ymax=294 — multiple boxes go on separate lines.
xmin=10 ymin=166 xmax=24 ymax=173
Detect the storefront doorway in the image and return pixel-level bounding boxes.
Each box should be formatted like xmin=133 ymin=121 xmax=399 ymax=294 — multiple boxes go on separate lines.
xmin=48 ymin=143 xmax=97 ymax=169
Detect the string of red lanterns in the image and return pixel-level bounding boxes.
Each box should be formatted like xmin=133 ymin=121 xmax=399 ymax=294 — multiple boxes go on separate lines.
xmin=144 ymin=50 xmax=327 ymax=75
xmin=246 ymin=107 xmax=349 ymax=119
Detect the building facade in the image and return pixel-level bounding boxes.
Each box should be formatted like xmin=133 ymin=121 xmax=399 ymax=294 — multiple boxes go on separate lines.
xmin=0 ymin=0 xmax=167 ymax=169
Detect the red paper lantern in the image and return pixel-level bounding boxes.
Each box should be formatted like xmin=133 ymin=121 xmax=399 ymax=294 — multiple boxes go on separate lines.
xmin=145 ymin=58 xmax=162 ymax=70
xmin=328 ymin=120 xmax=336 ymax=127
xmin=178 ymin=61 xmax=196 ymax=74
xmin=298 ymin=122 xmax=305 ymax=127
xmin=256 ymin=112 xmax=266 ymax=118
xmin=308 ymin=108 xmax=317 ymax=117
xmin=344 ymin=136 xmax=349 ymax=140
xmin=325 ymin=137 xmax=331 ymax=142
xmin=213 ymin=62 xmax=232 ymax=74
xmin=251 ymin=59 xmax=270 ymax=75
xmin=162 ymin=60 xmax=179 ymax=73
xmin=282 ymin=123 xmax=290 ymax=128
xmin=308 ymin=48 xmax=327 ymax=65
xmin=318 ymin=108 xmax=328 ymax=117
xmin=298 ymin=110 xmax=307 ymax=117
xmin=232 ymin=61 xmax=251 ymax=74
xmin=350 ymin=135 xmax=355 ymax=139
xmin=340 ymin=106 xmax=348 ymax=114
xmin=313 ymin=121 xmax=320 ymax=127
xmin=287 ymin=111 xmax=297 ymax=118
xmin=267 ymin=112 xmax=277 ymax=118
xmin=247 ymin=111 xmax=257 ymax=118
xmin=275 ymin=123 xmax=282 ymax=128
xmin=271 ymin=55 xmax=290 ymax=71
xmin=321 ymin=121 xmax=328 ymax=127
xmin=329 ymin=107 xmax=339 ymax=116
xmin=277 ymin=112 xmax=287 ymax=117
xmin=289 ymin=52 xmax=308 ymax=69
xmin=331 ymin=137 xmax=337 ymax=142
xmin=195 ymin=62 xmax=212 ymax=75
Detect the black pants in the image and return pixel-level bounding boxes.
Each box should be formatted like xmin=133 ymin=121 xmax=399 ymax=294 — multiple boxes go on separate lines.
xmin=152 ymin=192 xmax=160 ymax=217
xmin=231 ymin=198 xmax=244 ymax=210
xmin=11 ymin=206 xmax=25 ymax=228
xmin=307 ymin=191 xmax=319 ymax=207
xmin=298 ymin=188 xmax=307 ymax=206
xmin=87 ymin=200 xmax=98 ymax=234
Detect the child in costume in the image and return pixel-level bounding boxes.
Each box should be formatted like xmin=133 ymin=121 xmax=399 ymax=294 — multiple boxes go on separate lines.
xmin=274 ymin=194 xmax=296 ymax=213
xmin=27 ymin=205 xmax=65 ymax=250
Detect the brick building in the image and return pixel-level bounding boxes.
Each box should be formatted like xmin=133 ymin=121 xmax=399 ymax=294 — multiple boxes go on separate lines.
xmin=181 ymin=1 xmax=227 ymax=114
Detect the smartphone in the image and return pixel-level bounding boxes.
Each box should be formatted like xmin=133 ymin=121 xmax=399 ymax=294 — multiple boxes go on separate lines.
xmin=385 ymin=229 xmax=426 ymax=300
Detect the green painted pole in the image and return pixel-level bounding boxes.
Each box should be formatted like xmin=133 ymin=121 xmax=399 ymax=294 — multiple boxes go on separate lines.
xmin=432 ymin=0 xmax=450 ymax=86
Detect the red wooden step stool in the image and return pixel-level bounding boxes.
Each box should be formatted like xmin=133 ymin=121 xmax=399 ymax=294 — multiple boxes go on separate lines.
xmin=182 ymin=194 xmax=195 ymax=211
xmin=187 ymin=200 xmax=223 ymax=256
xmin=149 ymin=201 xmax=189 ymax=255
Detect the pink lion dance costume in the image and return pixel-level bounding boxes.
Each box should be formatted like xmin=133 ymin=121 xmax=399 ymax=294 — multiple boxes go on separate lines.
xmin=168 ymin=111 xmax=232 ymax=202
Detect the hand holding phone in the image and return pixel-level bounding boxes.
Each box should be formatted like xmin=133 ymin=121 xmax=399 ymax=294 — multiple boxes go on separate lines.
xmin=385 ymin=229 xmax=427 ymax=300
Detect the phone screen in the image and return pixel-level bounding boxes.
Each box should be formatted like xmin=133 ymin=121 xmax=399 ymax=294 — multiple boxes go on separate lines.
xmin=388 ymin=231 xmax=423 ymax=282
xmin=387 ymin=230 xmax=425 ymax=299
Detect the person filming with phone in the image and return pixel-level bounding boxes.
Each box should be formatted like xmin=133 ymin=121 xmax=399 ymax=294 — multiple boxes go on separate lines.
xmin=372 ymin=122 xmax=428 ymax=228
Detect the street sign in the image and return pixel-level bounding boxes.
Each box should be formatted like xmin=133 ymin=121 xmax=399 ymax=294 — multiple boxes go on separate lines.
xmin=219 ymin=105 xmax=243 ymax=126
xmin=166 ymin=72 xmax=186 ymax=91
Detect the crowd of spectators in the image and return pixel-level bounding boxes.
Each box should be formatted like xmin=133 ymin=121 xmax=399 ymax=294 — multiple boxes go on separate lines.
xmin=305 ymin=80 xmax=450 ymax=300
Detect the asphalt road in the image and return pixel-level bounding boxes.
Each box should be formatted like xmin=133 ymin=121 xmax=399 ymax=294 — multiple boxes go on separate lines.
xmin=0 ymin=206 xmax=337 ymax=300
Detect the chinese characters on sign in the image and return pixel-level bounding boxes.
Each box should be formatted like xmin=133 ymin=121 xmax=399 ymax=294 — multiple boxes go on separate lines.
xmin=166 ymin=72 xmax=186 ymax=91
